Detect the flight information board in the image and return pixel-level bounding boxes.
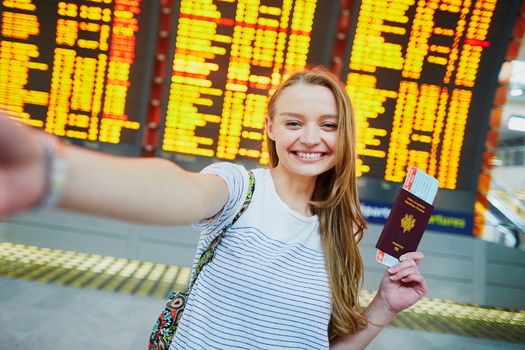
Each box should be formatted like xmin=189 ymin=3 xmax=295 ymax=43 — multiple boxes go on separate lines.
xmin=158 ymin=0 xmax=339 ymax=164
xmin=0 ymin=0 xmax=158 ymax=153
xmin=344 ymin=0 xmax=520 ymax=191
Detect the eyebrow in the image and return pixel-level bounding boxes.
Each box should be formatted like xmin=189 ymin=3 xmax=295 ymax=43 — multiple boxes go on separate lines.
xmin=278 ymin=112 xmax=339 ymax=119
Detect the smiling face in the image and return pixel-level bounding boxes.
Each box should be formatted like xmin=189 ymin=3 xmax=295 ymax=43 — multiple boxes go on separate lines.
xmin=266 ymin=83 xmax=339 ymax=179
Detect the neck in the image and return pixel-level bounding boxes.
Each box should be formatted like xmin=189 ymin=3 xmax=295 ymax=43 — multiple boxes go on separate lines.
xmin=270 ymin=166 xmax=317 ymax=216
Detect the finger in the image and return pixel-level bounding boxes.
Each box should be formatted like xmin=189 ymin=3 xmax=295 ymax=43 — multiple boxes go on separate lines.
xmin=400 ymin=272 xmax=425 ymax=284
xmin=390 ymin=267 xmax=418 ymax=281
xmin=400 ymin=251 xmax=424 ymax=265
xmin=388 ymin=258 xmax=417 ymax=274
xmin=400 ymin=274 xmax=428 ymax=296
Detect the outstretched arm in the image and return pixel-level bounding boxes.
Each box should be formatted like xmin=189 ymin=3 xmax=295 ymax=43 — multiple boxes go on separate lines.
xmin=0 ymin=114 xmax=228 ymax=225
xmin=331 ymin=251 xmax=427 ymax=349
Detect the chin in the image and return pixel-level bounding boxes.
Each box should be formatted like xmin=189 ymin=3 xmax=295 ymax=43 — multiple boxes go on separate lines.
xmin=297 ymin=167 xmax=334 ymax=178
xmin=286 ymin=158 xmax=335 ymax=178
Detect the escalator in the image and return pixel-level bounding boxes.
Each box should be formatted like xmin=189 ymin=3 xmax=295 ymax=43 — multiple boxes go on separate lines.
xmin=484 ymin=177 xmax=525 ymax=249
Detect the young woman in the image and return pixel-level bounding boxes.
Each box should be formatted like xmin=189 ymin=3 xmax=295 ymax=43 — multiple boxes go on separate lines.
xmin=0 ymin=66 xmax=427 ymax=349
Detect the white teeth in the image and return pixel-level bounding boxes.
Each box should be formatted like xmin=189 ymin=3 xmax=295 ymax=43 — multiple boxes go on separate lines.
xmin=296 ymin=152 xmax=322 ymax=159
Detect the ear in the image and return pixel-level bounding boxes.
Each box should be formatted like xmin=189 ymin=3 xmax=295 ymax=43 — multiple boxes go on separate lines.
xmin=265 ymin=116 xmax=275 ymax=141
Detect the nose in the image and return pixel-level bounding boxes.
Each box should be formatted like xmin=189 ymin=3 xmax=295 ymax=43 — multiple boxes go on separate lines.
xmin=299 ymin=125 xmax=321 ymax=146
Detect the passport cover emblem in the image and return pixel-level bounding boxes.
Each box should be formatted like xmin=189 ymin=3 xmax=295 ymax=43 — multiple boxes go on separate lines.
xmin=400 ymin=214 xmax=416 ymax=233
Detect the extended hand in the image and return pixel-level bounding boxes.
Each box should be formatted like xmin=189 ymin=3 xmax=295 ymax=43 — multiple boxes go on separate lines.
xmin=0 ymin=113 xmax=47 ymax=218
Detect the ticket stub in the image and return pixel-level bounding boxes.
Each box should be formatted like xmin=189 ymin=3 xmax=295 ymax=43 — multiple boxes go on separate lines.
xmin=376 ymin=166 xmax=439 ymax=267
xmin=402 ymin=166 xmax=439 ymax=205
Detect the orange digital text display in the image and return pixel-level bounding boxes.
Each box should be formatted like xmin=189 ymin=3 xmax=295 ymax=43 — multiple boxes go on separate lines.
xmin=345 ymin=0 xmax=517 ymax=190
xmin=161 ymin=0 xmax=328 ymax=164
xmin=0 ymin=0 xmax=152 ymax=146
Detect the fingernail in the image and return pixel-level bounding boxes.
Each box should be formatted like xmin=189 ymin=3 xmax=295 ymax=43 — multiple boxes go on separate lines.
xmin=399 ymin=255 xmax=406 ymax=261
xmin=387 ymin=268 xmax=393 ymax=273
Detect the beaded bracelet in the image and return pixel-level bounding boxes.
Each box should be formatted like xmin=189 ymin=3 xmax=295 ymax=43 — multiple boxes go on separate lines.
xmin=37 ymin=136 xmax=68 ymax=208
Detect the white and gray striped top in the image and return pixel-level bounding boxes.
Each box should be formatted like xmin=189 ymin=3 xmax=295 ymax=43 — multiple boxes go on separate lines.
xmin=171 ymin=162 xmax=331 ymax=349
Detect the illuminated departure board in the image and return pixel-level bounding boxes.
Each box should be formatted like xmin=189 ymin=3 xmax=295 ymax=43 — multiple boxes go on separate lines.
xmin=0 ymin=0 xmax=158 ymax=153
xmin=159 ymin=0 xmax=338 ymax=164
xmin=344 ymin=0 xmax=520 ymax=190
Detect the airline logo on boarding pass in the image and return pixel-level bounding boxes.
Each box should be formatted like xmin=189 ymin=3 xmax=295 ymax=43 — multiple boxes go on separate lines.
xmin=376 ymin=166 xmax=439 ymax=267
xmin=403 ymin=166 xmax=417 ymax=192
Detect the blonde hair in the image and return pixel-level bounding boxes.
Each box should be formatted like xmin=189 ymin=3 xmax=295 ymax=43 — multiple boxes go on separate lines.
xmin=266 ymin=66 xmax=368 ymax=339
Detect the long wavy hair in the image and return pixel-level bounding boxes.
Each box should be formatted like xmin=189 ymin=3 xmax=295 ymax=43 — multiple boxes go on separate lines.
xmin=266 ymin=66 xmax=368 ymax=339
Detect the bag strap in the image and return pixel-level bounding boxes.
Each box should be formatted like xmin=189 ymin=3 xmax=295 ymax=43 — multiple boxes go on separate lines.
xmin=189 ymin=170 xmax=255 ymax=289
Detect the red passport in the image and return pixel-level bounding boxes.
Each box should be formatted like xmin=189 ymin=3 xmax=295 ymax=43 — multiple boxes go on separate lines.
xmin=375 ymin=188 xmax=434 ymax=259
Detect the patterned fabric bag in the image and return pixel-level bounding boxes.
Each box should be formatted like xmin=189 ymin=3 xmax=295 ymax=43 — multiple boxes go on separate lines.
xmin=148 ymin=171 xmax=255 ymax=350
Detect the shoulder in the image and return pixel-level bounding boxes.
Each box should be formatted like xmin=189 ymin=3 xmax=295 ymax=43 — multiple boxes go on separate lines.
xmin=201 ymin=161 xmax=246 ymax=176
xmin=192 ymin=162 xmax=252 ymax=230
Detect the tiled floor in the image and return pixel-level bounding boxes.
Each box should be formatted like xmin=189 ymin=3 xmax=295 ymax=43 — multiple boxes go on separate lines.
xmin=1 ymin=242 xmax=524 ymax=349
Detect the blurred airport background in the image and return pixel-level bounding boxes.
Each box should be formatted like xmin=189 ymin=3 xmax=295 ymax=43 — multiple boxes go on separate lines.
xmin=0 ymin=1 xmax=524 ymax=349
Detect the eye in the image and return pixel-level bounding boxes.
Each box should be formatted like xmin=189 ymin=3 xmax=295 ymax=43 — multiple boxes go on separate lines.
xmin=322 ymin=122 xmax=338 ymax=130
xmin=285 ymin=120 xmax=302 ymax=128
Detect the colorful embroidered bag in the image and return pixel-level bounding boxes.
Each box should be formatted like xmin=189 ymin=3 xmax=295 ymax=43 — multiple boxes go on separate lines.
xmin=148 ymin=172 xmax=255 ymax=350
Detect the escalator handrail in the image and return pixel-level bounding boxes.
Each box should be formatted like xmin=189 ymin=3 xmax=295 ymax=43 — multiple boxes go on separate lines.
xmin=490 ymin=177 xmax=525 ymax=213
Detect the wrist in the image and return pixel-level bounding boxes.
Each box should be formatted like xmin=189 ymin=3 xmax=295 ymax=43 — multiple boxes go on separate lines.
xmin=364 ymin=293 xmax=397 ymax=328
xmin=35 ymin=134 xmax=68 ymax=209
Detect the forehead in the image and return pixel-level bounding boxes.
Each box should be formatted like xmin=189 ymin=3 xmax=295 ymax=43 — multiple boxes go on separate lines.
xmin=273 ymin=83 xmax=338 ymax=116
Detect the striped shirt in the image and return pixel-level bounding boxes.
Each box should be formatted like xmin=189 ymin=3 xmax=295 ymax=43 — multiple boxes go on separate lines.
xmin=171 ymin=162 xmax=331 ymax=349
